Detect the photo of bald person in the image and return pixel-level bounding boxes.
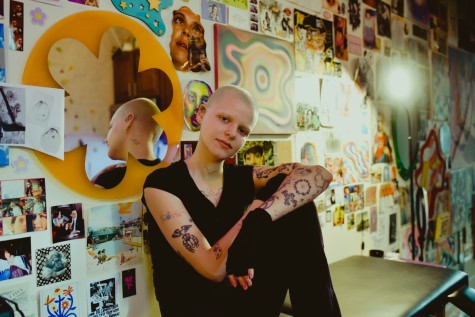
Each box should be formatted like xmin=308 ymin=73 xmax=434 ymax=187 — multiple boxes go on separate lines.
xmin=91 ymin=98 xmax=163 ymax=189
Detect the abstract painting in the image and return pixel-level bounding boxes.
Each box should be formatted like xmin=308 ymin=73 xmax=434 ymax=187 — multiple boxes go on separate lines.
xmin=214 ymin=24 xmax=296 ymax=134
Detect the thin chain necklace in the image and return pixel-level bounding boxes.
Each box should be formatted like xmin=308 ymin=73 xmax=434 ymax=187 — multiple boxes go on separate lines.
xmin=200 ymin=187 xmax=223 ymax=206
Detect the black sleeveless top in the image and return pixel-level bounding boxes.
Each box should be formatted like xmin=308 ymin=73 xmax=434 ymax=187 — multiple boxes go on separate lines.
xmin=142 ymin=160 xmax=254 ymax=317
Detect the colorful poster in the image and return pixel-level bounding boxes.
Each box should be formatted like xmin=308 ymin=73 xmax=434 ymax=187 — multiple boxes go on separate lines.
xmin=41 ymin=282 xmax=80 ymax=317
xmin=214 ymin=23 xmax=296 ymax=134
xmin=86 ymin=201 xmax=144 ymax=272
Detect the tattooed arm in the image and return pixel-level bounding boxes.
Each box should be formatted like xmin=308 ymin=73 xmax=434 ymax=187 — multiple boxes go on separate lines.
xmin=252 ymin=163 xmax=333 ymax=220
xmin=144 ymin=187 xmax=249 ymax=282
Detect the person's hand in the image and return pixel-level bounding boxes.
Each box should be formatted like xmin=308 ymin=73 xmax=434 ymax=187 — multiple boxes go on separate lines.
xmin=227 ymin=208 xmax=272 ymax=289
xmin=228 ymin=268 xmax=254 ymax=290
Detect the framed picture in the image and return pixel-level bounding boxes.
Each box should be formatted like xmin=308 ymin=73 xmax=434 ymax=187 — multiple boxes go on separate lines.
xmin=214 ymin=24 xmax=296 ymax=134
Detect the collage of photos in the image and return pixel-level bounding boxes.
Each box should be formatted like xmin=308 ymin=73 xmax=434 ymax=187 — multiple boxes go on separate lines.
xmin=0 ymin=178 xmax=47 ymax=236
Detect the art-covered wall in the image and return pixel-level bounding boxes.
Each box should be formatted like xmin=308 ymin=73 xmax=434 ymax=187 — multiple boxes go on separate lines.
xmin=0 ymin=0 xmax=474 ymax=316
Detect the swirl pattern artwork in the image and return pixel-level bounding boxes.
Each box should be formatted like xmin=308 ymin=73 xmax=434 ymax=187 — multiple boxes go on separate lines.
xmin=214 ymin=24 xmax=296 ymax=134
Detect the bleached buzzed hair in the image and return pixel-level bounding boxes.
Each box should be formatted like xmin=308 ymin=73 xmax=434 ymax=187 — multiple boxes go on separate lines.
xmin=119 ymin=98 xmax=163 ymax=143
xmin=206 ymin=85 xmax=259 ymax=127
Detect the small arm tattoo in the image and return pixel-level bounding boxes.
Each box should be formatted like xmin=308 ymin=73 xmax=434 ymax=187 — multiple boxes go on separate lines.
xmin=294 ymin=179 xmax=311 ymax=195
xmin=315 ymin=173 xmax=330 ymax=192
xmin=160 ymin=210 xmax=183 ymax=222
xmin=282 ymin=190 xmax=297 ymax=207
xmin=212 ymin=243 xmax=223 ymax=259
xmin=172 ymin=225 xmax=199 ymax=253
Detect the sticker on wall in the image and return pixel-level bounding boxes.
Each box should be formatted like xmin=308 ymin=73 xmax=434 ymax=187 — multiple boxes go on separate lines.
xmin=0 ymin=237 xmax=32 ymax=282
xmin=11 ymin=155 xmax=29 ymax=174
xmin=111 ymin=0 xmax=172 ymax=36
xmin=0 ymin=83 xmax=65 ymax=159
xmin=122 ymin=268 xmax=136 ymax=298
xmin=41 ymin=282 xmax=80 ymax=317
xmin=35 ymin=244 xmax=71 ymax=287
xmin=88 ymin=275 xmax=120 ymax=317
xmin=86 ymin=201 xmax=144 ymax=272
xmin=30 ymin=7 xmax=47 ymax=26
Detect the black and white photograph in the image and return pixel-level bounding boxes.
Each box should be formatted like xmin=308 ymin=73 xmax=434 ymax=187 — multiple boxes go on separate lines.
xmin=88 ymin=276 xmax=120 ymax=317
xmin=35 ymin=244 xmax=71 ymax=287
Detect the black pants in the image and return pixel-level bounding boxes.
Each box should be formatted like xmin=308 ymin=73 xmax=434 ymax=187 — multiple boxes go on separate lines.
xmin=239 ymin=202 xmax=342 ymax=317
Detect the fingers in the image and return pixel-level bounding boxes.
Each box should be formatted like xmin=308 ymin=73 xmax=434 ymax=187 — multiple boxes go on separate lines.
xmin=228 ymin=269 xmax=255 ymax=290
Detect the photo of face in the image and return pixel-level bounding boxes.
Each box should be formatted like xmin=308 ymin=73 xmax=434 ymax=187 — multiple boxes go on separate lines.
xmin=244 ymin=146 xmax=264 ymax=166
xmin=169 ymin=6 xmax=206 ymax=72
xmin=3 ymin=215 xmax=27 ymax=235
xmin=183 ymin=80 xmax=213 ymax=131
xmin=28 ymin=213 xmax=47 ymax=232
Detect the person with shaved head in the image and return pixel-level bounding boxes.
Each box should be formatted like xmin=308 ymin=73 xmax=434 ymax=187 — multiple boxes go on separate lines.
xmin=142 ymin=85 xmax=341 ymax=316
xmin=92 ymin=98 xmax=163 ymax=189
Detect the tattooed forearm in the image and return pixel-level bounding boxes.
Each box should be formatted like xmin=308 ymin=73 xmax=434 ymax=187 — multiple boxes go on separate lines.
xmin=314 ymin=173 xmax=330 ymax=192
xmin=294 ymin=179 xmax=311 ymax=195
xmin=295 ymin=167 xmax=312 ymax=176
xmin=254 ymin=163 xmax=296 ymax=179
xmin=260 ymin=194 xmax=278 ymax=209
xmin=172 ymin=225 xmax=199 ymax=253
xmin=282 ymin=190 xmax=297 ymax=207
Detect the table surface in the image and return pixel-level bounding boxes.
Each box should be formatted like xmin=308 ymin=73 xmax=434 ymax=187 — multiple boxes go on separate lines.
xmin=329 ymin=255 xmax=469 ymax=317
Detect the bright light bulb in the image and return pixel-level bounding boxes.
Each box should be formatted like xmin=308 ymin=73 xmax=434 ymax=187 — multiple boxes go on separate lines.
xmin=387 ymin=64 xmax=413 ymax=102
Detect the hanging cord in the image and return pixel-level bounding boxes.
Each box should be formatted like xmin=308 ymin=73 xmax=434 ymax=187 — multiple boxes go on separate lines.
xmin=0 ymin=296 xmax=26 ymax=317
xmin=414 ymin=187 xmax=427 ymax=262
